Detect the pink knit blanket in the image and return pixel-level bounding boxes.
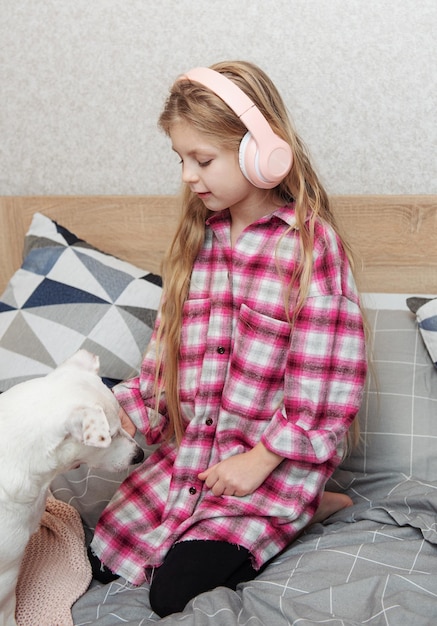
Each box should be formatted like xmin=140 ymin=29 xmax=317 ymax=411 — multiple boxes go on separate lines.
xmin=16 ymin=495 xmax=92 ymax=626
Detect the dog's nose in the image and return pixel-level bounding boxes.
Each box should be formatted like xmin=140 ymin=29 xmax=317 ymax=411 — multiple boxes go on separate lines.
xmin=131 ymin=447 xmax=145 ymax=465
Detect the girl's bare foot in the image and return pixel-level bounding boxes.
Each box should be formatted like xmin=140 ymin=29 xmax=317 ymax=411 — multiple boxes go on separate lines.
xmin=310 ymin=491 xmax=353 ymax=525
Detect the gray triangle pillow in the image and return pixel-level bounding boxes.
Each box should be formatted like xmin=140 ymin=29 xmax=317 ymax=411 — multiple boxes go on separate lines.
xmin=0 ymin=212 xmax=162 ymax=391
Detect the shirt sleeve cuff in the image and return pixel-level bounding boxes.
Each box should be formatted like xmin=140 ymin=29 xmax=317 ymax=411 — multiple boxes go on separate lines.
xmin=261 ymin=409 xmax=341 ymax=464
xmin=113 ymin=379 xmax=167 ymax=444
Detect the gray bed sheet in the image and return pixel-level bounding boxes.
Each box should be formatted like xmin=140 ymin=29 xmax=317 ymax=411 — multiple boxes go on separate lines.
xmin=72 ymin=470 xmax=437 ymax=625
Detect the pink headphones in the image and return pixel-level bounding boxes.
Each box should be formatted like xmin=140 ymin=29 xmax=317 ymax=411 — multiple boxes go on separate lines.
xmin=181 ymin=67 xmax=293 ymax=189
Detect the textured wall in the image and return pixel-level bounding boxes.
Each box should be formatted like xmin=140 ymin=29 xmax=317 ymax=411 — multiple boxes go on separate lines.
xmin=1 ymin=0 xmax=436 ymax=195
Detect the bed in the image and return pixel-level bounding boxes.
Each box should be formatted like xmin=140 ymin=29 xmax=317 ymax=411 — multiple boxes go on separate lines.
xmin=1 ymin=194 xmax=437 ymax=625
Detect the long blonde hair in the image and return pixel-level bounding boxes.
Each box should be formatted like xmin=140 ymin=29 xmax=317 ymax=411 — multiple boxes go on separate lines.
xmin=157 ymin=60 xmax=360 ymax=447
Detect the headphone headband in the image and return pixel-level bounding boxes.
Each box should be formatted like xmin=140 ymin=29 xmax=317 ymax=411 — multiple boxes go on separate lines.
xmin=179 ymin=67 xmax=293 ymax=189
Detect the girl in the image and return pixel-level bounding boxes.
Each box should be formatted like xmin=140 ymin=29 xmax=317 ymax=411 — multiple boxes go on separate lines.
xmin=91 ymin=61 xmax=367 ymax=617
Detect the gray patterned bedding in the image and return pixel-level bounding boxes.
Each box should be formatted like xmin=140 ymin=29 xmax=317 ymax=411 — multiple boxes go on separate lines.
xmin=72 ymin=489 xmax=436 ymax=626
xmin=60 ymin=308 xmax=437 ymax=625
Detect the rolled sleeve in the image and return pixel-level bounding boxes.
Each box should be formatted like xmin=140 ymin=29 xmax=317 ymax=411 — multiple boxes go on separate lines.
xmin=113 ymin=335 xmax=169 ymax=445
xmin=261 ymin=295 xmax=367 ymax=464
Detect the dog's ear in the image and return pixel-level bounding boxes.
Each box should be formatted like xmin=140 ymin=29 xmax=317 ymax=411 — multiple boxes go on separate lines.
xmin=62 ymin=350 xmax=100 ymax=374
xmin=69 ymin=405 xmax=112 ymax=448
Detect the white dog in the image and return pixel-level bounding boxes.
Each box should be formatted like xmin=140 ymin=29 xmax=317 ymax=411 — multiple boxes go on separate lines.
xmin=0 ymin=350 xmax=144 ymax=626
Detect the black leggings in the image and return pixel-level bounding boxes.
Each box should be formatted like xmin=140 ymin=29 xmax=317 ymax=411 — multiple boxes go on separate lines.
xmin=149 ymin=540 xmax=258 ymax=617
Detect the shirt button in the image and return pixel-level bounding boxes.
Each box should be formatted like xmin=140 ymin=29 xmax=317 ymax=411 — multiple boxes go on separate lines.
xmin=189 ymin=487 xmax=197 ymax=495
xmin=205 ymin=418 xmax=213 ymax=426
xmin=217 ymin=346 xmax=225 ymax=354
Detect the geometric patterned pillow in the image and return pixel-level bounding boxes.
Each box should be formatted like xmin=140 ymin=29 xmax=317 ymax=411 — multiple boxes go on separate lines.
xmin=0 ymin=212 xmax=162 ymax=391
xmin=406 ymin=296 xmax=437 ymax=367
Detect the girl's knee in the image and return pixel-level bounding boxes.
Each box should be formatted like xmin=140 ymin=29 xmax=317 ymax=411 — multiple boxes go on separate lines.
xmin=149 ymin=579 xmax=188 ymax=618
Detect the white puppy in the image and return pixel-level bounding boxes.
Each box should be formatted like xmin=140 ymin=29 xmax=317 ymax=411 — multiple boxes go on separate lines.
xmin=0 ymin=350 xmax=144 ymax=626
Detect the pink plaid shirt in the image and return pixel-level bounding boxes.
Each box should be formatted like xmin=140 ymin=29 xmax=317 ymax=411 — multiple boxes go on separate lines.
xmin=92 ymin=204 xmax=367 ymax=585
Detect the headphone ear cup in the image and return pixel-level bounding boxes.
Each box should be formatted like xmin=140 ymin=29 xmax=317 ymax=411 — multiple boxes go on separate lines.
xmin=239 ymin=132 xmax=273 ymax=189
xmin=239 ymin=131 xmax=292 ymax=189
xmin=238 ymin=132 xmax=266 ymax=188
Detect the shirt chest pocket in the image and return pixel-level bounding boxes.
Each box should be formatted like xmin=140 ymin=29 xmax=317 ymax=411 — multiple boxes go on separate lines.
xmin=179 ymin=298 xmax=211 ymax=402
xmin=223 ymin=304 xmax=291 ymax=419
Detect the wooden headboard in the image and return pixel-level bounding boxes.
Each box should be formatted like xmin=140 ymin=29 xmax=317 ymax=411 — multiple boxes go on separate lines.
xmin=0 ymin=195 xmax=436 ymax=294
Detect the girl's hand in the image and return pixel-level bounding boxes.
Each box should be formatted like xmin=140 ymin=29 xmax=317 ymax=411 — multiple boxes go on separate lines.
xmin=119 ymin=407 xmax=137 ymax=438
xmin=198 ymin=442 xmax=282 ymax=497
